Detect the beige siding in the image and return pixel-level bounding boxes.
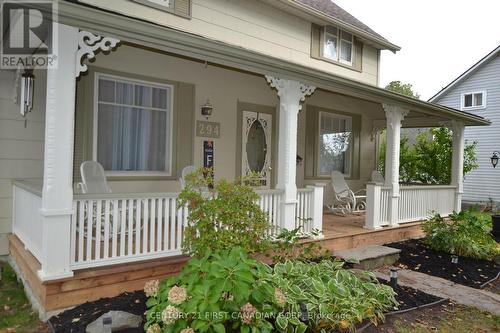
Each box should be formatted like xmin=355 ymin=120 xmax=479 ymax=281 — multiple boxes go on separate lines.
xmin=0 ymin=69 xmax=46 ymax=254
xmin=80 ymin=44 xmax=382 ymax=207
xmin=78 ymin=0 xmax=379 ymax=85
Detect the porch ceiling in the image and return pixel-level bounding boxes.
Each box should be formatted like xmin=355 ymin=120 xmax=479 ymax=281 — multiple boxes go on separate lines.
xmin=58 ymin=1 xmax=489 ymax=127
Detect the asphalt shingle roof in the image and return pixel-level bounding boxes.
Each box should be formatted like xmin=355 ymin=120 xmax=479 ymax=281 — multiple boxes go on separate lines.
xmin=296 ymin=0 xmax=387 ymax=41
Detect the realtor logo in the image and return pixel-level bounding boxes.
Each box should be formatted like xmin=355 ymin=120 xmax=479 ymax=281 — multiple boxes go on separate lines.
xmin=1 ymin=0 xmax=57 ymax=69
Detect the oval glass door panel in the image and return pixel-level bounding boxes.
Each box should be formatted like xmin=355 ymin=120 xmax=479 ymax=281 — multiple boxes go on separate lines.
xmin=246 ymin=120 xmax=267 ymax=172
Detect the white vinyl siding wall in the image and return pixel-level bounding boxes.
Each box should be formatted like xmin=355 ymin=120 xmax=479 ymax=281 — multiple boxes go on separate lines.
xmin=79 ymin=0 xmax=380 ymax=85
xmin=433 ymin=54 xmax=500 ymax=203
xmin=0 ymin=70 xmax=46 ymax=254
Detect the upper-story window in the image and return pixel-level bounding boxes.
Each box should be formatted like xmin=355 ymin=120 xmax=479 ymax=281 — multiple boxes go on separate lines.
xmin=132 ymin=0 xmax=191 ymax=18
xmin=323 ymin=26 xmax=353 ymax=65
xmin=461 ymin=91 xmax=486 ymax=110
xmin=310 ymin=24 xmax=362 ymax=71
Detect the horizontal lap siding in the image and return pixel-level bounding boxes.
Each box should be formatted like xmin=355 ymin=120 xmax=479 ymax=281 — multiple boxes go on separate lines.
xmin=79 ymin=0 xmax=379 ymax=85
xmin=434 ymin=54 xmax=500 ymax=203
xmin=0 ymin=70 xmax=46 ymax=254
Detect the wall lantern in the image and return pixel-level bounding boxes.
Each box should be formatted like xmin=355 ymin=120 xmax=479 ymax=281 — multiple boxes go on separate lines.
xmin=20 ymin=69 xmax=35 ymax=117
xmin=491 ymin=151 xmax=499 ymax=168
xmin=201 ymin=99 xmax=213 ymax=119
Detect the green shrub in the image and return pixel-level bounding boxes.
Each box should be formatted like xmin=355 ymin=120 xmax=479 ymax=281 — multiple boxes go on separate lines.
xmin=178 ymin=168 xmax=270 ymax=257
xmin=144 ymin=248 xmax=278 ymax=333
xmin=422 ymin=211 xmax=499 ymax=260
xmin=269 ymin=225 xmax=329 ymax=263
xmin=266 ymin=260 xmax=397 ymax=332
xmin=144 ymin=250 xmax=399 ymax=333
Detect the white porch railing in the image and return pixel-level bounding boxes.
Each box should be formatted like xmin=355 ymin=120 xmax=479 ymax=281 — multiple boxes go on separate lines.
xmin=12 ymin=183 xmax=44 ymax=263
xmin=13 ymin=183 xmax=323 ymax=272
xmin=366 ymin=183 xmax=457 ymax=229
xmin=398 ymin=185 xmax=456 ymax=223
xmin=70 ymin=193 xmax=187 ymax=269
xmin=255 ymin=189 xmax=284 ymax=235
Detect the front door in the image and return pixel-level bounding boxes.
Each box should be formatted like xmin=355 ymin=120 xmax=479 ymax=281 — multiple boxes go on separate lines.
xmin=242 ymin=111 xmax=272 ymax=188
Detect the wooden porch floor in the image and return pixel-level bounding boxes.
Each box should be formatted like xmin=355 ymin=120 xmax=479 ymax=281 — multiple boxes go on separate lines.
xmin=9 ymin=214 xmax=424 ymax=314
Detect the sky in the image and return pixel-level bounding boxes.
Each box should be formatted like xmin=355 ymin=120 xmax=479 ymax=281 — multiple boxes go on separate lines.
xmin=333 ymin=0 xmax=500 ymax=100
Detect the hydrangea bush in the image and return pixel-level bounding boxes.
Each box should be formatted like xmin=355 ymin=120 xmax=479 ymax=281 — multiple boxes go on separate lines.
xmin=144 ymin=249 xmax=398 ymax=333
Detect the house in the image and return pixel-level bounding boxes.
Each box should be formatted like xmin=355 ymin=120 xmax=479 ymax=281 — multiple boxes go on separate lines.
xmin=430 ymin=45 xmax=500 ymax=205
xmin=0 ymin=0 xmax=489 ymax=315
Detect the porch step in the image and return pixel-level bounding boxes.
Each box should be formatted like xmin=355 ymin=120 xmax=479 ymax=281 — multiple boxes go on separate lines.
xmin=334 ymin=245 xmax=401 ymax=270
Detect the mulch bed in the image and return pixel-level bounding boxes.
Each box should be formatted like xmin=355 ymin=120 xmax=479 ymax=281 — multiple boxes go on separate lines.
xmin=46 ymin=277 xmax=442 ymax=333
xmin=48 ymin=291 xmax=147 ymax=333
xmin=387 ymin=239 xmax=499 ymax=289
xmin=384 ymin=281 xmax=443 ymax=311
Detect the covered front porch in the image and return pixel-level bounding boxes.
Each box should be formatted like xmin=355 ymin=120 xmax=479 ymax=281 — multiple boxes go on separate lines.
xmin=8 ymin=4 xmax=488 ymax=313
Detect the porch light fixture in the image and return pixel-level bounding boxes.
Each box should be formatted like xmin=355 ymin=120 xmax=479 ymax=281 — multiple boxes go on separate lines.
xmin=201 ymin=99 xmax=213 ymax=119
xmin=490 ymin=151 xmax=499 ymax=168
xmin=20 ymin=69 xmax=35 ymax=117
xmin=390 ymin=267 xmax=398 ymax=289
xmin=451 ymin=255 xmax=459 ymax=264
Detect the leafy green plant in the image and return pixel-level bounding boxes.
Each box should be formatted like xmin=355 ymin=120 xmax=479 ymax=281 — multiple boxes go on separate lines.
xmin=144 ymin=248 xmax=278 ymax=333
xmin=266 ymin=260 xmax=398 ymax=332
xmin=378 ymin=127 xmax=478 ymax=185
xmin=423 ymin=210 xmax=499 ymax=260
xmin=178 ymin=168 xmax=271 ymax=257
xmin=269 ymin=222 xmax=329 ymax=263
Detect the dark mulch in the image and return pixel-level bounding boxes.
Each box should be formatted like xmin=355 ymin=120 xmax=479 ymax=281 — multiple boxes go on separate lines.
xmin=387 ymin=239 xmax=499 ymax=289
xmin=48 ymin=291 xmax=147 ymax=333
xmin=377 ymin=279 xmax=443 ymax=311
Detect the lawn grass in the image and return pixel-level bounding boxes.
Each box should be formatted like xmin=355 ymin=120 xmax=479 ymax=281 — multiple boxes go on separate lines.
xmin=393 ymin=303 xmax=500 ymax=333
xmin=0 ymin=263 xmax=41 ymax=333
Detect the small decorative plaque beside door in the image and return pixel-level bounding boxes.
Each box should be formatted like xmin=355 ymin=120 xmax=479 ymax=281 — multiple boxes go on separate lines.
xmin=196 ymin=120 xmax=221 ymax=138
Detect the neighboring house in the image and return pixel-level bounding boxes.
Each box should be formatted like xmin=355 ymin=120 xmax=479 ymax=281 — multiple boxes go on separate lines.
xmin=0 ymin=0 xmax=489 ymax=315
xmin=430 ymin=45 xmax=500 ymax=204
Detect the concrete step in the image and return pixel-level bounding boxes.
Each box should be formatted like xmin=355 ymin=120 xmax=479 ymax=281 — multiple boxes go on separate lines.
xmin=334 ymin=245 xmax=401 ymax=270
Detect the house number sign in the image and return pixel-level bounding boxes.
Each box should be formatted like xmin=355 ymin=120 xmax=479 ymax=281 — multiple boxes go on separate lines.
xmin=196 ymin=120 xmax=220 ymax=138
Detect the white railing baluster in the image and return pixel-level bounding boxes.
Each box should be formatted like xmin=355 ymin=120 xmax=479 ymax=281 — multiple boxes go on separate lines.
xmin=157 ymin=198 xmax=163 ymax=252
xmin=86 ymin=200 xmax=94 ymax=261
xmin=95 ymin=200 xmax=102 ymax=260
xmin=112 ymin=199 xmax=118 ymax=258
xmin=127 ymin=199 xmax=134 ymax=256
xmin=135 ymin=199 xmax=142 ymax=255
xmin=103 ymin=200 xmax=110 ymax=259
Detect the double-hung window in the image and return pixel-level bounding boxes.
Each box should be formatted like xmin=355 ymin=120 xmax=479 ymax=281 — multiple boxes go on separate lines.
xmin=461 ymin=91 xmax=486 ymax=110
xmin=323 ymin=26 xmax=353 ymax=65
xmin=318 ymin=112 xmax=352 ymax=176
xmin=94 ymin=73 xmax=173 ymax=176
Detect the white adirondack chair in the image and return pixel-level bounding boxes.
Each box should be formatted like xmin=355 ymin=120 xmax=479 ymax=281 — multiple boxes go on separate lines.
xmin=328 ymin=171 xmax=366 ymax=215
xmin=371 ymin=170 xmax=385 ymax=184
xmin=79 ymin=161 xmax=133 ymax=239
xmin=179 ymin=165 xmax=197 ymax=189
xmin=80 ymin=161 xmax=112 ymax=194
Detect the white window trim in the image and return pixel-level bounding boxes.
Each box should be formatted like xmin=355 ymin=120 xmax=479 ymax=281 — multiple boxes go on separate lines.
xmin=92 ymin=72 xmax=174 ymax=177
xmin=317 ymin=111 xmax=353 ymax=178
xmin=460 ymin=90 xmax=486 ymax=110
xmin=322 ymin=26 xmax=354 ymax=66
xmin=132 ymin=0 xmax=174 ymax=12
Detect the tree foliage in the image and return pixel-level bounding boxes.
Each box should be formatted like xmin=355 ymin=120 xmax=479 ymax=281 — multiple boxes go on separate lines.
xmin=385 ymin=80 xmax=420 ymax=99
xmin=378 ymin=127 xmax=478 ymax=185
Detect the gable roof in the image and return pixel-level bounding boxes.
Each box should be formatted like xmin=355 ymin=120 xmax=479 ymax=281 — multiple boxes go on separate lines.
xmin=297 ymin=0 xmax=384 ymax=40
xmin=429 ymin=45 xmax=500 ymax=102
xmin=286 ymin=0 xmax=400 ymax=52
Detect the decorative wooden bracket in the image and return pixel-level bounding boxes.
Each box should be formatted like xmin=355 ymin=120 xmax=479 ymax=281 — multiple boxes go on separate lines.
xmin=76 ymin=31 xmax=120 ymax=77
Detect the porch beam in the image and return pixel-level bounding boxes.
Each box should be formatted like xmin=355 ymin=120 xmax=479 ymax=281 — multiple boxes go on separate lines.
xmin=383 ymin=104 xmax=409 ymax=226
xmin=39 ymin=23 xmax=80 ymax=281
xmin=265 ymin=76 xmax=315 ymax=230
xmin=451 ymin=120 xmax=465 ymax=211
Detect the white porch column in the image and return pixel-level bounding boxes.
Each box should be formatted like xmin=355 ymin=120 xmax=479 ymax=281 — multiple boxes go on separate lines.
xmin=39 ymin=24 xmax=79 ymax=280
xmin=265 ymin=76 xmax=316 ymax=230
xmin=451 ymin=120 xmax=465 ymax=211
xmin=38 ymin=25 xmax=120 ymax=281
xmin=383 ymin=104 xmax=409 ymax=227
